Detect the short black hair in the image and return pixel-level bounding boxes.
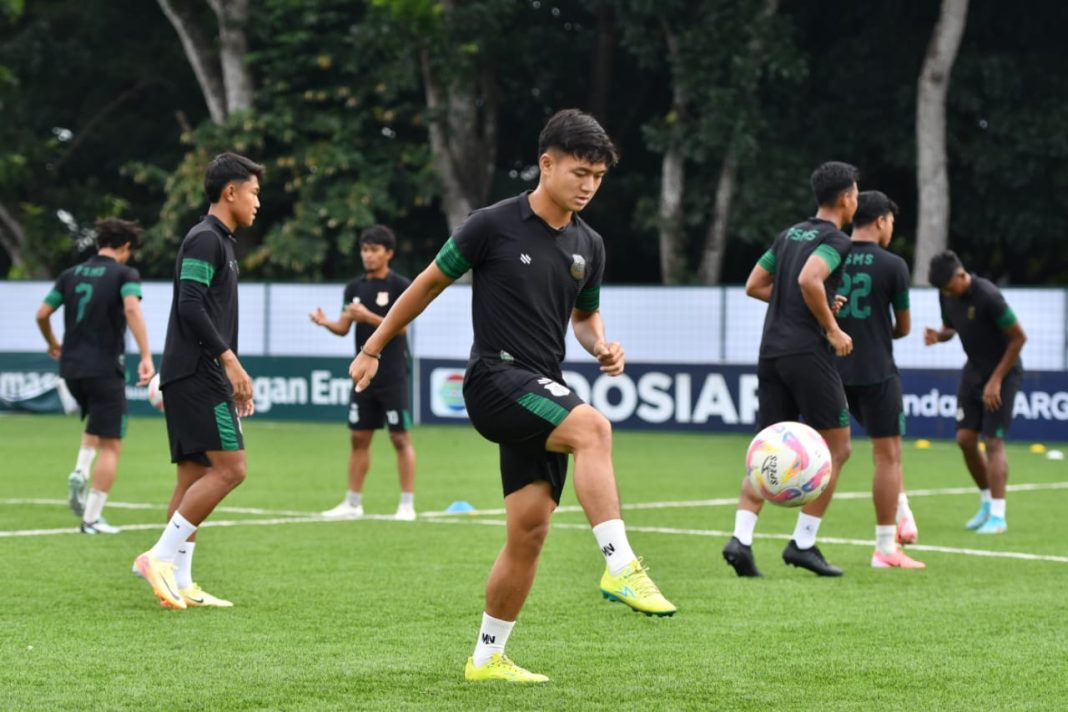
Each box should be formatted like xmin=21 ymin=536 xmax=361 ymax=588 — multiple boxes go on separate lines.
xmin=810 ymin=161 xmax=859 ymax=207
xmin=853 ymin=190 xmax=899 ymax=228
xmin=204 ymin=152 xmax=265 ymax=203
xmin=538 ymin=109 xmax=619 ymax=168
xmin=359 ymin=224 xmax=396 ymax=251
xmin=95 ymin=217 xmax=142 ymax=250
xmin=928 ymin=250 xmax=964 ymax=289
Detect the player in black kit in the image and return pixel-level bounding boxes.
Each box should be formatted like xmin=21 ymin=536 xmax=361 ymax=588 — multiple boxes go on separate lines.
xmin=723 ymin=161 xmax=858 ymax=578
xmin=35 ymin=218 xmax=154 ymax=534
xmin=926 ymin=251 xmax=1026 ymax=535
xmin=835 ymin=191 xmax=924 ymax=569
xmin=310 ymin=225 xmax=417 ymax=521
xmin=349 ymin=110 xmax=675 ymax=684
xmin=132 ymin=152 xmax=262 ymax=610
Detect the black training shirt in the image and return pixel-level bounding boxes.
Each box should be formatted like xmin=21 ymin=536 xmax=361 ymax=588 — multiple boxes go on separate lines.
xmin=342 ymin=270 xmax=411 ymax=388
xmin=939 ymin=274 xmax=1022 ymax=379
xmin=756 ymin=218 xmax=852 ymax=359
xmin=434 ymin=192 xmax=605 ymax=378
xmin=160 ymin=215 xmax=240 ymax=386
xmin=44 ymin=254 xmax=142 ymax=379
xmin=835 ymin=241 xmax=911 ymax=385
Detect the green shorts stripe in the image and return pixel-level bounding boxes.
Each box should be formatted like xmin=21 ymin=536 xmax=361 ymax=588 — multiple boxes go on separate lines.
xmin=214 ymin=402 xmax=240 ymax=451
xmin=516 ymin=392 xmax=569 ymax=427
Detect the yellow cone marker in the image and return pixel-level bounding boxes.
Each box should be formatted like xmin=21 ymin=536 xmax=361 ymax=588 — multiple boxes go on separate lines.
xmin=1029 ymin=443 xmax=1047 ymax=454
xmin=915 ymin=439 xmax=931 ymax=449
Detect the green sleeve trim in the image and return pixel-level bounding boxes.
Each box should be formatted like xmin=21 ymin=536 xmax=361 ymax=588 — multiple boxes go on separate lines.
xmin=517 ymin=392 xmax=569 ymax=426
xmin=995 ymin=307 xmax=1018 ymax=330
xmin=44 ymin=290 xmax=63 ymax=308
xmin=757 ymin=250 xmax=776 ymax=274
xmin=434 ymin=237 xmax=471 ymax=279
xmin=813 ymin=244 xmax=842 ymax=272
xmin=120 ymin=283 xmax=143 ymax=299
xmin=575 ymin=285 xmax=600 ymax=312
xmin=892 ymin=290 xmax=910 ymax=310
xmin=180 ymin=258 xmax=215 ymax=286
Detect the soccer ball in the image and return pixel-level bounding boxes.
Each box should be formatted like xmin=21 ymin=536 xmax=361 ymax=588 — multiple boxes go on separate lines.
xmin=745 ymin=421 xmax=832 ymax=507
xmin=146 ymin=373 xmax=164 ymax=412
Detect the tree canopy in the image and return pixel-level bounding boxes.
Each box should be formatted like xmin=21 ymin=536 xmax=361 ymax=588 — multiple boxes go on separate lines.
xmin=1 ymin=0 xmax=1065 ymax=284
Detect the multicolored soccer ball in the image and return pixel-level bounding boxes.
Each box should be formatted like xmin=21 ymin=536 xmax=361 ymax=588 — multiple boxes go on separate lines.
xmin=146 ymin=373 xmax=164 ymax=412
xmin=745 ymin=421 xmax=832 ymax=507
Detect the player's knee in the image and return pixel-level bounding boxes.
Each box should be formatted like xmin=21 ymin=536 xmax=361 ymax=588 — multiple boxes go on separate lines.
xmin=573 ymin=407 xmax=613 ymax=451
xmin=388 ymin=432 xmax=411 ymax=451
xmin=956 ymin=430 xmax=979 ymax=450
xmin=219 ymin=460 xmax=247 ymax=489
xmin=830 ymin=440 xmax=852 ymax=468
xmin=511 ymin=520 xmax=550 ymax=558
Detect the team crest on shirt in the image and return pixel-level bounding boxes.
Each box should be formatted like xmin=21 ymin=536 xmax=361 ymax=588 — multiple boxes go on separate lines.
xmin=376 ymin=291 xmax=390 ymax=307
xmin=570 ymin=254 xmax=586 ymax=281
xmin=967 ymin=306 xmax=976 ymax=320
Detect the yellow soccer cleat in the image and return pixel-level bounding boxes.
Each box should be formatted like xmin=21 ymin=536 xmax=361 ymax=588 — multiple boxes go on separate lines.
xmin=464 ymin=654 xmax=549 ymax=683
xmin=132 ymin=552 xmax=186 ymax=610
xmin=599 ymin=558 xmax=677 ymax=617
xmin=180 ymin=583 xmax=234 ymax=608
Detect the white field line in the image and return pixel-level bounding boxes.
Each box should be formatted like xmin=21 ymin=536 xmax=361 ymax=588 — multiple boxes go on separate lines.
xmin=0 ymin=498 xmax=311 ymax=516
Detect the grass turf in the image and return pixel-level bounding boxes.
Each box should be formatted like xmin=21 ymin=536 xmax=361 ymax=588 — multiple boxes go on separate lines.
xmin=2 ymin=413 xmax=1067 ymax=710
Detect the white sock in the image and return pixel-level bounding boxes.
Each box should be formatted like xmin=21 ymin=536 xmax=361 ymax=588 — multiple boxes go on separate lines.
xmin=174 ymin=542 xmax=196 ymax=589
xmin=875 ymin=525 xmax=897 ymax=555
xmin=592 ymin=519 xmax=637 ymax=575
xmin=792 ymin=513 xmax=822 ymax=550
xmin=399 ymin=491 xmax=414 ymax=508
xmin=980 ymin=489 xmax=992 ymax=504
xmin=149 ymin=512 xmax=197 ymax=562
xmin=896 ymin=493 xmax=913 ymax=523
xmin=346 ymin=490 xmax=363 ymax=508
xmin=991 ymin=498 xmax=1006 ymax=519
xmin=74 ymin=446 xmax=96 ymax=475
xmin=733 ymin=510 xmax=759 ymax=546
xmin=472 ymin=612 xmax=515 ymax=667
xmin=83 ymin=489 xmax=108 ymax=524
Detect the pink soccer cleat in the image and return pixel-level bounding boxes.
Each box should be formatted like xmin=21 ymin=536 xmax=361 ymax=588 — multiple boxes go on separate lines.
xmin=896 ymin=515 xmax=919 ymax=545
xmin=871 ymin=548 xmax=926 ymax=569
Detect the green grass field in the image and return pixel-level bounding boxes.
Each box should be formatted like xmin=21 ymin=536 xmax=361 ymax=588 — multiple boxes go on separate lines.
xmin=3 ymin=413 xmax=1068 ymax=710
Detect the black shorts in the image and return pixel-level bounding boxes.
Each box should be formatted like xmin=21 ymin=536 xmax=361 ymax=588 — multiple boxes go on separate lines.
xmin=348 ymin=382 xmax=410 ymax=432
xmin=957 ymin=366 xmax=1022 ymax=439
xmin=162 ymin=359 xmax=244 ymax=466
xmin=66 ymin=375 xmax=127 ymax=439
xmin=758 ymin=352 xmax=849 ymax=431
xmin=845 ymin=376 xmax=905 ymax=438
xmin=463 ymin=360 xmax=585 ymax=504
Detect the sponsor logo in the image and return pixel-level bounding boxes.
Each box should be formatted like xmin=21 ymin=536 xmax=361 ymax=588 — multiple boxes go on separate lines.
xmin=481 ymin=633 xmax=495 ymax=644
xmin=430 ymin=369 xmax=467 ymax=417
xmin=520 ymin=253 xmax=532 ymax=265
xmin=601 ymin=543 xmax=616 ymax=557
xmin=537 ymin=377 xmax=570 ymax=398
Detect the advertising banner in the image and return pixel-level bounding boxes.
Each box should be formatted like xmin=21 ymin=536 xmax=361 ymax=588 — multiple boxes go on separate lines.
xmin=420 ymin=358 xmax=1068 ymax=441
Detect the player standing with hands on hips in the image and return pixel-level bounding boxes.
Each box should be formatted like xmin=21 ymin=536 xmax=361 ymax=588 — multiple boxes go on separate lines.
xmin=132 ymin=152 xmax=262 ymax=610
xmin=350 ymin=109 xmax=675 ymax=684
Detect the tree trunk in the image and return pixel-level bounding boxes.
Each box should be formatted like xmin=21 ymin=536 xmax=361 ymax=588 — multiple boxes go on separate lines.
xmin=656 ymin=23 xmax=687 ymax=284
xmin=157 ymin=0 xmax=227 ymax=124
xmin=696 ymin=0 xmax=778 ymax=285
xmin=913 ymin=0 xmax=969 ymax=285
xmin=697 ymin=154 xmax=737 ymax=284
xmin=0 ymin=200 xmax=46 ymax=277
xmin=210 ymin=0 xmax=254 ymax=114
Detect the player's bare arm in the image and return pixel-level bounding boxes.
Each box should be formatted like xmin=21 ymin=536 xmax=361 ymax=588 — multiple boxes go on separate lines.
xmin=892 ymin=308 xmax=911 ymax=339
xmin=309 ymin=306 xmax=353 ymax=336
xmin=983 ymin=322 xmax=1027 ymax=411
xmin=923 ymin=325 xmax=956 ymax=345
xmin=572 ymin=308 xmax=624 ymax=376
xmin=123 ymin=294 xmax=155 ymax=385
xmin=350 ymin=262 xmax=454 ymax=391
xmin=797 ymin=254 xmax=852 ymax=356
xmin=744 ymin=264 xmax=773 ymax=303
xmin=34 ymin=303 xmax=62 ymax=359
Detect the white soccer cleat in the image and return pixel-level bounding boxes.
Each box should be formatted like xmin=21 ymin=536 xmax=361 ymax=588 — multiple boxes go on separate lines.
xmin=67 ymin=471 xmax=86 ymax=517
xmin=394 ymin=504 xmax=417 ymax=521
xmin=80 ymin=518 xmax=121 ymax=534
xmin=320 ymin=501 xmax=364 ymax=518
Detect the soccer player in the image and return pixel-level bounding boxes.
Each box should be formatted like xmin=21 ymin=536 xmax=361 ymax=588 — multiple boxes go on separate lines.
xmin=722 ymin=161 xmax=858 ymax=578
xmin=132 ymin=152 xmax=262 ymax=610
xmin=835 ymin=191 xmax=924 ymax=569
xmin=309 ymin=225 xmax=417 ymax=521
xmin=349 ymin=109 xmax=675 ymax=683
xmin=925 ymin=251 xmax=1026 ymax=534
xmin=35 ymin=218 xmax=155 ymax=534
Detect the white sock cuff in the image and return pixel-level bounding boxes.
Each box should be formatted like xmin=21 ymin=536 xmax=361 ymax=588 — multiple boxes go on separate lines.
xmin=980 ymin=489 xmax=992 ymax=503
xmin=793 ymin=513 xmax=822 ymax=549
xmin=733 ymin=510 xmax=759 ymax=546
xmin=990 ymin=498 xmax=1006 ymax=518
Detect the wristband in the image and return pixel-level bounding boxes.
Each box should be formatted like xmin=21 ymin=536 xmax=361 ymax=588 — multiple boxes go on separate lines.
xmin=361 ymin=349 xmax=381 ymax=360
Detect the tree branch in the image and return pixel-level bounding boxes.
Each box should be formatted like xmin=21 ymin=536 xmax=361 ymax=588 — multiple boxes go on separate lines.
xmin=157 ymin=0 xmax=227 ymax=124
